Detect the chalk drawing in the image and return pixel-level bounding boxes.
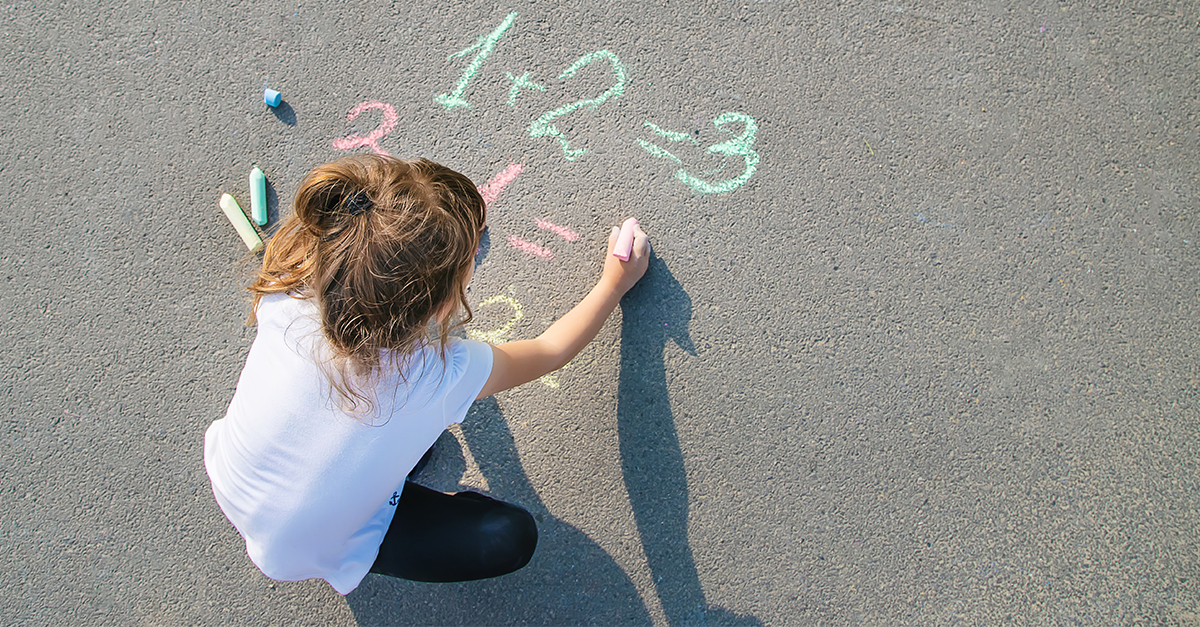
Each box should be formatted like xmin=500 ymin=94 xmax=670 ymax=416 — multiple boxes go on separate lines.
xmin=332 ymin=101 xmax=398 ymax=156
xmin=535 ymin=218 xmax=579 ymax=241
xmin=644 ymin=121 xmax=700 ymax=145
xmin=640 ymin=112 xmax=759 ymax=194
xmin=468 ymin=294 xmax=524 ymax=344
xmin=467 ymin=294 xmax=561 ymax=389
xmin=478 ymin=162 xmax=524 ymax=206
xmin=475 ymin=163 xmax=579 ymax=258
xmin=423 ymin=15 xmax=759 ymax=188
xmin=507 ymin=235 xmax=554 ymax=258
xmin=636 ymin=139 xmax=682 ymax=164
xmin=635 ymin=120 xmax=700 ymax=165
xmin=529 ymin=50 xmax=627 ymax=161
xmin=436 ymin=12 xmax=518 ymax=110
xmin=506 ymin=71 xmax=546 ymax=106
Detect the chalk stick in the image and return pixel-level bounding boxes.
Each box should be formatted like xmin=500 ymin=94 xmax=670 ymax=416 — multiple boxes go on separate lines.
xmin=612 ymin=217 xmax=638 ymax=261
xmin=249 ymin=166 xmax=267 ymax=226
xmin=219 ymin=193 xmax=263 ymax=253
xmin=264 ymin=89 xmax=281 ymax=107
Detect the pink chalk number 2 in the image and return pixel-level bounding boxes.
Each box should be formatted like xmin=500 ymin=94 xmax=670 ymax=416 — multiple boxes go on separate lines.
xmin=333 ymin=101 xmax=398 ymax=156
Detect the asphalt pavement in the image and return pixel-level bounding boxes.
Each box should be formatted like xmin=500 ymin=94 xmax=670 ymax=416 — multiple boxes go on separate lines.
xmin=2 ymin=1 xmax=1198 ymax=625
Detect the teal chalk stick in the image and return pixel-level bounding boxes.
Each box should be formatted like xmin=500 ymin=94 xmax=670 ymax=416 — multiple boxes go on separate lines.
xmin=249 ymin=167 xmax=267 ymax=226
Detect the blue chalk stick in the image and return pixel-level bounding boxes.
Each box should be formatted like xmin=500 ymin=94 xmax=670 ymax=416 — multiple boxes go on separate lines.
xmin=264 ymin=89 xmax=281 ymax=107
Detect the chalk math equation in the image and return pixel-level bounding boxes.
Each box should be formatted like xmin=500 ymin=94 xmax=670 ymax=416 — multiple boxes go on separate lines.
xmin=330 ymin=11 xmax=761 ymax=390
xmin=333 ymin=10 xmax=760 ymax=196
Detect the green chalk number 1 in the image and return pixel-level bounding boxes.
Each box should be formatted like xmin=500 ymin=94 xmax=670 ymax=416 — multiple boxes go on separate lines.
xmin=436 ymin=12 xmax=518 ymax=110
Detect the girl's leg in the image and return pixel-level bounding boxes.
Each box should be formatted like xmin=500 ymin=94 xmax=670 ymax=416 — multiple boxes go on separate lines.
xmin=369 ymin=481 xmax=537 ymax=582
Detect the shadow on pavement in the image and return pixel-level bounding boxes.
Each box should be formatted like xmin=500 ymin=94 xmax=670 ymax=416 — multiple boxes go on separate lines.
xmin=618 ymin=253 xmax=762 ymax=627
xmin=269 ymin=100 xmax=296 ymax=126
xmin=346 ymin=398 xmax=651 ymax=626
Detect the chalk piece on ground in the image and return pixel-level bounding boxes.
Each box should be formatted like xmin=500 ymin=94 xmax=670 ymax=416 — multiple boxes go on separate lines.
xmin=264 ymin=89 xmax=282 ymax=107
xmin=220 ymin=193 xmax=264 ymax=253
xmin=249 ymin=167 xmax=268 ymax=226
xmin=613 ymin=217 xmax=638 ymax=261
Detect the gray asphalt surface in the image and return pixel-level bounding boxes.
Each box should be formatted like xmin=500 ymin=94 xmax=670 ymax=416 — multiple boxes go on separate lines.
xmin=2 ymin=1 xmax=1198 ymax=625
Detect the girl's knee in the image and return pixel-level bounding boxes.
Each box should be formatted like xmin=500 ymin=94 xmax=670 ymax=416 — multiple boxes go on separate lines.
xmin=481 ymin=504 xmax=538 ymax=572
xmin=506 ymin=507 xmax=538 ymax=567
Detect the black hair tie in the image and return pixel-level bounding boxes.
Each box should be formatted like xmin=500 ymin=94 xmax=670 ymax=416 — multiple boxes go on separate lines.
xmin=344 ymin=191 xmax=372 ymax=216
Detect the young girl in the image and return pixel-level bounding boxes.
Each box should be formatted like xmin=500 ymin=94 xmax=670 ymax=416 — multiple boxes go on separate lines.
xmin=203 ymin=154 xmax=648 ymax=595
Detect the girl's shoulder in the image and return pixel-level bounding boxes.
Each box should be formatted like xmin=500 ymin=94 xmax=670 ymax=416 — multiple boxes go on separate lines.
xmin=256 ymin=292 xmax=322 ymax=342
xmin=258 ymin=291 xmax=316 ymax=319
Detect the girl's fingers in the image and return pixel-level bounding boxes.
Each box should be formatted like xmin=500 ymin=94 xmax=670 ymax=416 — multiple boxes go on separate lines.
xmin=632 ymin=227 xmax=650 ymax=254
xmin=607 ymin=226 xmax=620 ymax=252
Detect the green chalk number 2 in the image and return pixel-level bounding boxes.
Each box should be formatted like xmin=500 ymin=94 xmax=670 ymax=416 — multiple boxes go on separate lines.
xmin=528 ymin=50 xmax=626 ymax=161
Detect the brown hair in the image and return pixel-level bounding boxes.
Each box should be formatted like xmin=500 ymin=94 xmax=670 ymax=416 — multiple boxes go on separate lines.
xmin=249 ymin=154 xmax=486 ymax=414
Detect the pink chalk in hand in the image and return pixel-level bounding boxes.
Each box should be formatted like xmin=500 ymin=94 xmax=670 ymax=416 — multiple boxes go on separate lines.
xmin=612 ymin=218 xmax=639 ymax=261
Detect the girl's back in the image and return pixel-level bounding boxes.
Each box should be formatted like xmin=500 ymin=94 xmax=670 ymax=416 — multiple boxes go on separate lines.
xmin=205 ymin=292 xmax=493 ymax=593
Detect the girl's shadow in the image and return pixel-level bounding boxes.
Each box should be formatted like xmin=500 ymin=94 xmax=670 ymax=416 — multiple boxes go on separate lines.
xmin=346 ymin=397 xmax=651 ymax=626
xmin=618 ymin=253 xmax=762 ymax=627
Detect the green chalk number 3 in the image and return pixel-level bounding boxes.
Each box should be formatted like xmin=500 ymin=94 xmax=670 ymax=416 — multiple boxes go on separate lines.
xmin=639 ymin=112 xmax=760 ymax=194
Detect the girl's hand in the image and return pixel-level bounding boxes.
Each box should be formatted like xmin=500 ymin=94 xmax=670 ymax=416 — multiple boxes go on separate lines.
xmin=477 ymin=219 xmax=651 ymax=399
xmin=602 ymin=220 xmax=650 ymax=295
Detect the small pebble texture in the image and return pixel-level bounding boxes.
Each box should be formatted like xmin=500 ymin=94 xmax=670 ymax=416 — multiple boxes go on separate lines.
xmin=1 ymin=1 xmax=1197 ymax=625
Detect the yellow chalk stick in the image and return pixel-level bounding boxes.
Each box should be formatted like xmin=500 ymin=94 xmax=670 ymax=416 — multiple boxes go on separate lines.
xmin=219 ymin=193 xmax=263 ymax=253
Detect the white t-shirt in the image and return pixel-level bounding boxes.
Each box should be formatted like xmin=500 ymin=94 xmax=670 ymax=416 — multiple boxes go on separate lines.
xmin=203 ymin=292 xmax=493 ymax=594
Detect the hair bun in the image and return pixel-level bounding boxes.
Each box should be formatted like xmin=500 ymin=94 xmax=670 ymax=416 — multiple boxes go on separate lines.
xmin=343 ymin=191 xmax=372 ymax=216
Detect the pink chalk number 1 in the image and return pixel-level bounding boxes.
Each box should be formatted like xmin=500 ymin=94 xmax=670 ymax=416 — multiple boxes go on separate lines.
xmin=333 ymin=101 xmax=398 ymax=156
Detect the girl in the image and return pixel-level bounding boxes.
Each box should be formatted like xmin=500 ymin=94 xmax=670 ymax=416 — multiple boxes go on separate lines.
xmin=203 ymin=154 xmax=649 ymax=594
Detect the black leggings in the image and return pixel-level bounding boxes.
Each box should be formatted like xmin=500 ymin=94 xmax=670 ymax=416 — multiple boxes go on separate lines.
xmin=369 ymin=481 xmax=538 ymax=582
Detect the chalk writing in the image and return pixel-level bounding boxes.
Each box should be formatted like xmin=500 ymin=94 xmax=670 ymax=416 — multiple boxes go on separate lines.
xmin=506 ymin=71 xmax=545 ymax=106
xmin=332 ymin=101 xmax=398 ymax=156
xmin=535 ymin=218 xmax=579 ymax=241
xmin=420 ymin=11 xmax=762 ymax=185
xmin=507 ymin=235 xmax=554 ymax=258
xmin=639 ymin=112 xmax=760 ymax=194
xmin=635 ymin=120 xmax=699 ymax=164
xmin=468 ymin=294 xmax=524 ymax=344
xmin=468 ymin=293 xmax=560 ymax=388
xmin=478 ymin=163 xmax=524 ymax=206
xmin=436 ymin=12 xmax=518 ymax=110
xmin=645 ymin=121 xmax=700 ymax=145
xmin=636 ymin=139 xmax=682 ymax=164
xmin=529 ymin=50 xmax=627 ymax=161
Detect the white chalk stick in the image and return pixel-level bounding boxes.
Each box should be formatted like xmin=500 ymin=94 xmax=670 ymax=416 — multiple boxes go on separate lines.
xmin=219 ymin=193 xmax=263 ymax=253
xmin=612 ymin=217 xmax=638 ymax=261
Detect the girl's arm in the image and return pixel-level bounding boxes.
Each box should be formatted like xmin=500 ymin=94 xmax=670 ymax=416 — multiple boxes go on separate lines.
xmin=476 ymin=222 xmax=650 ymax=399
